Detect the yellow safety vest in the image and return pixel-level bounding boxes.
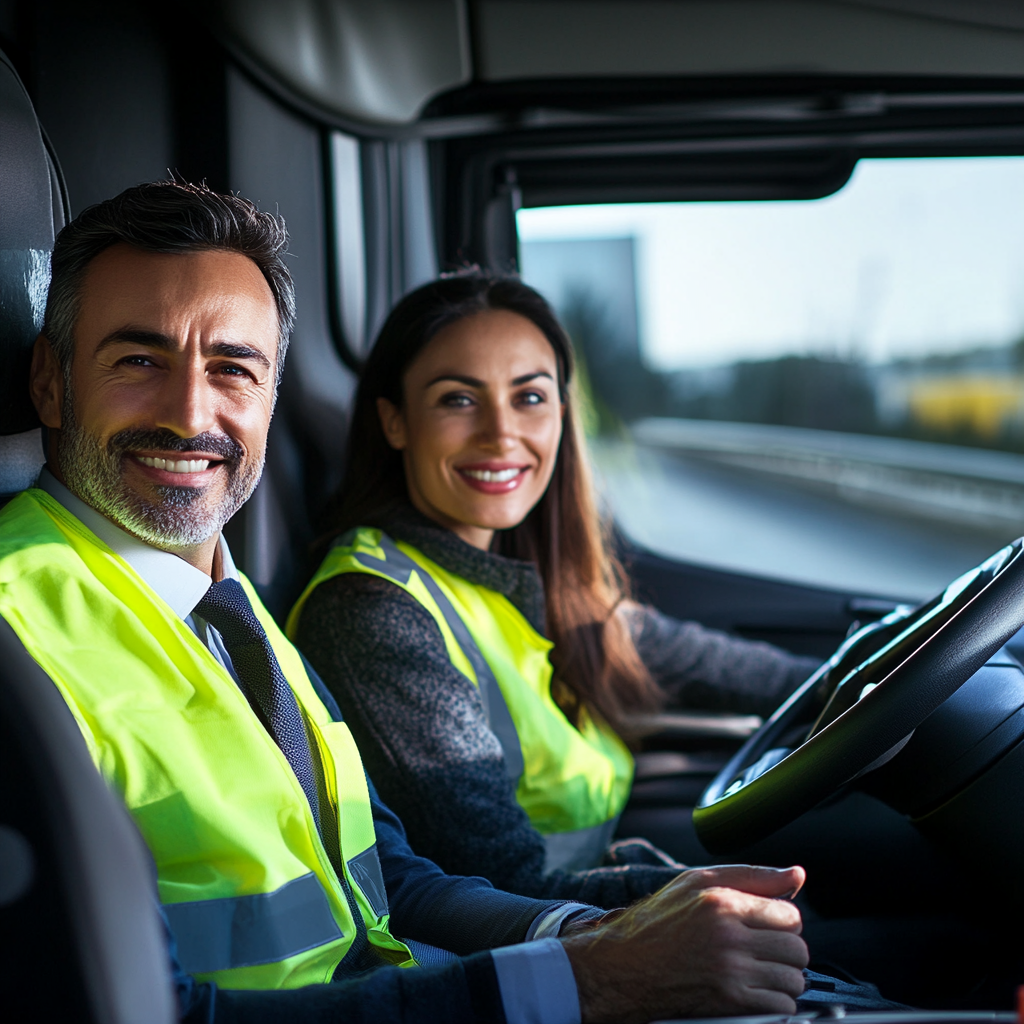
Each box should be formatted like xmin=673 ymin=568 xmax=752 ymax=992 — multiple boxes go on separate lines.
xmin=0 ymin=490 xmax=414 ymax=989
xmin=288 ymin=527 xmax=634 ymax=874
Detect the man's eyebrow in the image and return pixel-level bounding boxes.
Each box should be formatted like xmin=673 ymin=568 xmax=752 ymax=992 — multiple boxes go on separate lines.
xmin=95 ymin=328 xmax=175 ymax=353
xmin=425 ymin=371 xmax=555 ymax=388
xmin=95 ymin=329 xmax=271 ymax=369
xmin=207 ymin=341 xmax=272 ymax=369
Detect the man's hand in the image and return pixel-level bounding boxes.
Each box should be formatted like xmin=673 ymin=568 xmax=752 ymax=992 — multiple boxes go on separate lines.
xmin=562 ymin=864 xmax=809 ymax=1023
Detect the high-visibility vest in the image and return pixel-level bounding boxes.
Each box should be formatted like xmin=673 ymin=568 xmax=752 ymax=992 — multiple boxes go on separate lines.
xmin=0 ymin=490 xmax=414 ymax=989
xmin=288 ymin=527 xmax=634 ymax=874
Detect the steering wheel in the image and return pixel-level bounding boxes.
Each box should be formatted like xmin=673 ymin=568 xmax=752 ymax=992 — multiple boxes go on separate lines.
xmin=693 ymin=539 xmax=1024 ymax=853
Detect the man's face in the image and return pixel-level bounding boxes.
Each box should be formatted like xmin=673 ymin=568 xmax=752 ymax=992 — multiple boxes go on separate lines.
xmin=33 ymin=244 xmax=279 ymax=554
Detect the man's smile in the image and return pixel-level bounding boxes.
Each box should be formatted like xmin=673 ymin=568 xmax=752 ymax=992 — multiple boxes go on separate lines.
xmin=135 ymin=455 xmax=214 ymax=474
xmin=128 ymin=449 xmax=231 ymax=488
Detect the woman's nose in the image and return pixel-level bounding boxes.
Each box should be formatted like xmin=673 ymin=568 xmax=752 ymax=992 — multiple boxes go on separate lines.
xmin=477 ymin=403 xmax=517 ymax=449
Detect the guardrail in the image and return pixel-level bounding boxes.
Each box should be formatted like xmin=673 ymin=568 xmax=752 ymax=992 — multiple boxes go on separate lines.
xmin=623 ymin=711 xmax=764 ymax=742
xmin=631 ymin=418 xmax=1024 ymax=532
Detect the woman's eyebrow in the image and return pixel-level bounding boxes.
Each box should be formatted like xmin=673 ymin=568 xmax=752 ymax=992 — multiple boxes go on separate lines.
xmin=425 ymin=373 xmax=483 ymax=388
xmin=425 ymin=370 xmax=554 ymax=388
xmin=512 ymin=371 xmax=553 ymax=385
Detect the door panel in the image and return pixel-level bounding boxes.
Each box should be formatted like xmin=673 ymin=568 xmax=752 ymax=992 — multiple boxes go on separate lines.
xmin=622 ymin=544 xmax=894 ymax=659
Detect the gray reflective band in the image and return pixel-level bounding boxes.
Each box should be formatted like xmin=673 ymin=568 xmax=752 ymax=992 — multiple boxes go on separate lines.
xmin=350 ymin=536 xmax=526 ymax=785
xmin=542 ymin=816 xmax=620 ymax=874
xmin=348 ymin=844 xmax=389 ymax=919
xmin=164 ymin=872 xmax=342 ymax=974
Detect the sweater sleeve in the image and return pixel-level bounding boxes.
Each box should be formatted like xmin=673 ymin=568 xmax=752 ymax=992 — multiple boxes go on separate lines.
xmin=295 ymin=573 xmax=682 ymax=907
xmin=624 ymin=603 xmax=821 ymax=719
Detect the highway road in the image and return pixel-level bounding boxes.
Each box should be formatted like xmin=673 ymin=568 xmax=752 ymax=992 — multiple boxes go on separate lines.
xmin=591 ymin=439 xmax=1020 ymax=601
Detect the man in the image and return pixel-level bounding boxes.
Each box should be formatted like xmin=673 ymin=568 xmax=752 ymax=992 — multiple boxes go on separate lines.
xmin=2 ymin=180 xmax=809 ymax=1023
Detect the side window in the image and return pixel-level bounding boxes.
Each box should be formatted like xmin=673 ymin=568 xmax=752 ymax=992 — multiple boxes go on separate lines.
xmin=329 ymin=131 xmax=368 ymax=361
xmin=518 ymin=157 xmax=1024 ymax=598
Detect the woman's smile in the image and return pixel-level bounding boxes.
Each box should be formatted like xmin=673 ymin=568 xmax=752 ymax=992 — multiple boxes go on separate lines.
xmin=456 ymin=461 xmax=531 ymax=494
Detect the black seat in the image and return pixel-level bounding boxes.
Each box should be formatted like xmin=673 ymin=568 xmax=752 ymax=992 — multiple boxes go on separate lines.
xmin=0 ymin=47 xmax=54 ymax=498
xmin=0 ymin=48 xmax=176 ymax=1023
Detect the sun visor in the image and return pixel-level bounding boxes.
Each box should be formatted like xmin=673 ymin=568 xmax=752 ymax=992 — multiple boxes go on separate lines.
xmin=215 ymin=0 xmax=471 ymax=126
xmin=474 ymin=0 xmax=1024 ymax=81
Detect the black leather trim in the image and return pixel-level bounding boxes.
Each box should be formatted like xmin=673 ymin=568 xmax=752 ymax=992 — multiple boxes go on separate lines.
xmin=0 ymin=47 xmax=64 ymax=435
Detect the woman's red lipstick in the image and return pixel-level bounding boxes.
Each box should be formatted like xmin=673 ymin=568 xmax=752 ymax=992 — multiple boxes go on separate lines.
xmin=456 ymin=462 xmax=529 ymax=494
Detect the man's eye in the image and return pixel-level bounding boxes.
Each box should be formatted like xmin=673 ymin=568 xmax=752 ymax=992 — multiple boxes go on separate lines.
xmin=121 ymin=354 xmax=156 ymax=367
xmin=214 ymin=364 xmax=259 ymax=381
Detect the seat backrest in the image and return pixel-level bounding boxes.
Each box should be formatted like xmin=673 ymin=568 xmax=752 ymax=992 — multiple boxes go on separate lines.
xmin=0 ymin=618 xmax=177 ymax=1023
xmin=0 ymin=48 xmax=61 ymax=495
xmin=0 ymin=48 xmax=176 ymax=1024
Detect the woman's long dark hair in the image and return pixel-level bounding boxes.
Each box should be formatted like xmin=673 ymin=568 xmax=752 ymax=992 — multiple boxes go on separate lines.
xmin=324 ymin=271 xmax=663 ymax=733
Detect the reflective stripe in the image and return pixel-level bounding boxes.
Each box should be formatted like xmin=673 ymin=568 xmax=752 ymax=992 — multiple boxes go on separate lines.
xmin=542 ymin=816 xmax=620 ymax=874
xmin=347 ymin=845 xmax=388 ymax=919
xmin=351 ymin=537 xmax=526 ymax=785
xmin=164 ymin=872 xmax=342 ymax=974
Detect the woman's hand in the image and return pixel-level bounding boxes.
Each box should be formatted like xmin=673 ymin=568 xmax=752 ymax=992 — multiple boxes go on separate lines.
xmin=562 ymin=864 xmax=808 ymax=1023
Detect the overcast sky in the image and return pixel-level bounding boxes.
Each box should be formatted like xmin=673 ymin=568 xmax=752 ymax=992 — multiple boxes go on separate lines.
xmin=517 ymin=156 xmax=1024 ymax=371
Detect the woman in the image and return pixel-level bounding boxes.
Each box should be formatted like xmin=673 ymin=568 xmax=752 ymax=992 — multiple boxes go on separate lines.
xmin=289 ymin=272 xmax=818 ymax=908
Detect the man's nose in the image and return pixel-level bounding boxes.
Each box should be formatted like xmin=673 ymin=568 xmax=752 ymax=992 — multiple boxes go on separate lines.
xmin=152 ymin=362 xmax=217 ymax=439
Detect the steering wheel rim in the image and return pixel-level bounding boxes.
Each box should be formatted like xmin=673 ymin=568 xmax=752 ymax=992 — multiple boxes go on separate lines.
xmin=693 ymin=538 xmax=1024 ymax=854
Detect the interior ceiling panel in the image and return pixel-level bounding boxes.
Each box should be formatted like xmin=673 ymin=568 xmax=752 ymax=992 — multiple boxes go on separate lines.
xmin=215 ymin=0 xmax=470 ymax=126
xmin=209 ymin=1 xmax=1024 ymax=130
xmin=474 ymin=0 xmax=1024 ymax=81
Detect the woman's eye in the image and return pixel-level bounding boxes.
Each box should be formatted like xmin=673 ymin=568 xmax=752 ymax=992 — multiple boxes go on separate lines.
xmin=441 ymin=392 xmax=474 ymax=408
xmin=518 ymin=390 xmax=545 ymax=406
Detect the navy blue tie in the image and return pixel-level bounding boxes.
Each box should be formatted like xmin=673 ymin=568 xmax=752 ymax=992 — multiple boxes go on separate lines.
xmin=196 ymin=579 xmax=322 ymax=831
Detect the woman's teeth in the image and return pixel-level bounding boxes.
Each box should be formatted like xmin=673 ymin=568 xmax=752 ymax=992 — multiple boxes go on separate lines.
xmin=462 ymin=467 xmax=521 ymax=483
xmin=137 ymin=456 xmax=210 ymax=474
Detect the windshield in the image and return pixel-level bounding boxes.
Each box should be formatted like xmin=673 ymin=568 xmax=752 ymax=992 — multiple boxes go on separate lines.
xmin=517 ymin=157 xmax=1024 ymax=599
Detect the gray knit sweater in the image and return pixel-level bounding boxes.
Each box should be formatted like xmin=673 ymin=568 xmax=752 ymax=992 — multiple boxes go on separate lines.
xmin=295 ymin=507 xmax=819 ymax=909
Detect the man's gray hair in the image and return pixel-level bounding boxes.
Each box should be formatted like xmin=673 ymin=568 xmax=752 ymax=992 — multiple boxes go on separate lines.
xmin=43 ymin=180 xmax=296 ymax=384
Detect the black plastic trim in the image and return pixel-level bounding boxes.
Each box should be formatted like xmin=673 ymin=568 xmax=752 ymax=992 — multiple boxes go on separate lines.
xmin=320 ymin=127 xmax=365 ymax=375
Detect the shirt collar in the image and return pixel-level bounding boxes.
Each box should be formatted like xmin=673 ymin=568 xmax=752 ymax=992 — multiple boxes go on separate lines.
xmin=35 ymin=466 xmax=239 ymax=619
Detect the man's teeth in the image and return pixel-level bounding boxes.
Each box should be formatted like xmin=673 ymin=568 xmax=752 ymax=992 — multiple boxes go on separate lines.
xmin=137 ymin=456 xmax=210 ymax=474
xmin=462 ymin=468 xmax=521 ymax=483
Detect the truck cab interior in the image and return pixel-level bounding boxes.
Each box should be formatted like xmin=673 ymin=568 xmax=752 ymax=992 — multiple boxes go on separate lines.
xmin=4 ymin=1 xmax=1024 ymax=1020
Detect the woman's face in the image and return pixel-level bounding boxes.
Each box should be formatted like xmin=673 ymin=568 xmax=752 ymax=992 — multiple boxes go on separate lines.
xmin=378 ymin=308 xmax=564 ymax=550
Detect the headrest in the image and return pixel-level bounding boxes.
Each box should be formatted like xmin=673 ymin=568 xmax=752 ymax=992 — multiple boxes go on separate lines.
xmin=0 ymin=49 xmax=65 ymax=437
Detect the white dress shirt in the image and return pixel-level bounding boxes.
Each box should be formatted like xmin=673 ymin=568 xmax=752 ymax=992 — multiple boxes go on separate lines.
xmin=33 ymin=468 xmax=582 ymax=1024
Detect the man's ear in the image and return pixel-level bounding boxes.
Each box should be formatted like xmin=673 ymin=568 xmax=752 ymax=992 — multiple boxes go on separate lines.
xmin=29 ymin=334 xmax=64 ymax=429
xmin=376 ymin=397 xmax=408 ymax=451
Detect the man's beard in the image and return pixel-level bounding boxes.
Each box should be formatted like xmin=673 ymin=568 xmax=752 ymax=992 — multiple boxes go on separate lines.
xmin=56 ymin=401 xmax=264 ymax=550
